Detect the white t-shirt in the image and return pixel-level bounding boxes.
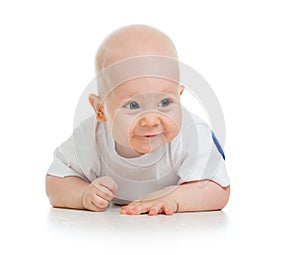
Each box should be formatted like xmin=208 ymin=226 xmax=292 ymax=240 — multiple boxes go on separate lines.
xmin=47 ymin=108 xmax=230 ymax=204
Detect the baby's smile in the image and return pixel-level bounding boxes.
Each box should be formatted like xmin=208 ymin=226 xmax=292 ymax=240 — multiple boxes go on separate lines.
xmin=144 ymin=134 xmax=158 ymax=138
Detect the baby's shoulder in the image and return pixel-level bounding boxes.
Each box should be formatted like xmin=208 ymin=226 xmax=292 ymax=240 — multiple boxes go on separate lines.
xmin=72 ymin=115 xmax=101 ymax=153
xmin=181 ymin=107 xmax=210 ymax=132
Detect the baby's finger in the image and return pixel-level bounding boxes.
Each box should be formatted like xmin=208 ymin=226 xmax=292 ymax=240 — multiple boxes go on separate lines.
xmin=93 ymin=184 xmax=115 ymax=201
xmin=84 ymin=198 xmax=105 ymax=212
xmin=121 ymin=203 xmax=150 ymax=215
xmin=162 ymin=204 xmax=175 ymax=215
xmin=97 ymin=176 xmax=118 ymax=195
xmin=148 ymin=203 xmax=163 ymax=216
xmin=89 ymin=202 xmax=105 ymax=212
xmin=92 ymin=194 xmax=109 ymax=209
xmin=120 ymin=204 xmax=137 ymax=214
xmin=120 ymin=201 xmax=139 ymax=212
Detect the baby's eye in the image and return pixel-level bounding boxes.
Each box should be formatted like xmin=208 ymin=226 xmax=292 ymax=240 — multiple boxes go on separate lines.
xmin=158 ymin=98 xmax=171 ymax=107
xmin=125 ymin=101 xmax=140 ymax=110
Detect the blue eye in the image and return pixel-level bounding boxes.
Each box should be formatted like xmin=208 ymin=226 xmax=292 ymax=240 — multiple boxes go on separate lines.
xmin=158 ymin=98 xmax=171 ymax=107
xmin=125 ymin=101 xmax=140 ymax=110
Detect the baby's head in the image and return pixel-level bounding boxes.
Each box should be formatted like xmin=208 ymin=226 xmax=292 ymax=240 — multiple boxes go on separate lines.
xmin=89 ymin=25 xmax=184 ymax=158
xmin=95 ymin=24 xmax=178 ymax=72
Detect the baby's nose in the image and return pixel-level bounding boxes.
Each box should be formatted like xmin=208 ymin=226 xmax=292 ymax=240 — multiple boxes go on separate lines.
xmin=139 ymin=113 xmax=161 ymax=127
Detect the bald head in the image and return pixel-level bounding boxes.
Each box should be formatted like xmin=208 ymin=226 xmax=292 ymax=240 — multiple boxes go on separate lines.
xmin=95 ymin=25 xmax=178 ymax=73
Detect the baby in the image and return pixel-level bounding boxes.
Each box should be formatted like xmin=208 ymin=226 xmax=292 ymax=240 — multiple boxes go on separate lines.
xmin=46 ymin=24 xmax=230 ymax=215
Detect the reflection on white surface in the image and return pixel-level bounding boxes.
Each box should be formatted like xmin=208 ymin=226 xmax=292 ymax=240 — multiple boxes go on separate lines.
xmin=47 ymin=205 xmax=228 ymax=237
xmin=1 ymin=165 xmax=299 ymax=254
xmin=43 ymin=204 xmax=229 ymax=253
xmin=46 ymin=205 xmax=230 ymax=253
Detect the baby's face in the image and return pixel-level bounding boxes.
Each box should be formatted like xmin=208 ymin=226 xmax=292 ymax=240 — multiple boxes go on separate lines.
xmin=104 ymin=77 xmax=182 ymax=158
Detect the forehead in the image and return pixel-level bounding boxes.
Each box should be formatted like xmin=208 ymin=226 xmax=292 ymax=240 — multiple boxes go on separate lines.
xmin=111 ymin=78 xmax=179 ymax=99
xmin=98 ymin=56 xmax=180 ymax=101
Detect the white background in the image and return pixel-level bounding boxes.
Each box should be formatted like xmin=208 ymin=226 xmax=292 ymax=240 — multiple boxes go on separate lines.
xmin=0 ymin=0 xmax=299 ymax=254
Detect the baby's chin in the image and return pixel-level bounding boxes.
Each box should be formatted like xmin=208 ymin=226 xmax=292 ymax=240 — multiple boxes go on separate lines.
xmin=114 ymin=141 xmax=162 ymax=158
xmin=133 ymin=145 xmax=160 ymax=155
xmin=131 ymin=142 xmax=167 ymax=156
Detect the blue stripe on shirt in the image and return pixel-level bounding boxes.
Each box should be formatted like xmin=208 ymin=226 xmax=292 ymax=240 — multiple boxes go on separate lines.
xmin=211 ymin=131 xmax=225 ymax=160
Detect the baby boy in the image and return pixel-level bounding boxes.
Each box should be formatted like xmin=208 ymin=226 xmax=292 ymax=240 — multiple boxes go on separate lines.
xmin=46 ymin=24 xmax=230 ymax=215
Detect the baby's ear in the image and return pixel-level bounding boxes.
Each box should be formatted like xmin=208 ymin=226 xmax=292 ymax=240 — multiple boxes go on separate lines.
xmin=179 ymin=85 xmax=184 ymax=95
xmin=89 ymin=94 xmax=106 ymax=122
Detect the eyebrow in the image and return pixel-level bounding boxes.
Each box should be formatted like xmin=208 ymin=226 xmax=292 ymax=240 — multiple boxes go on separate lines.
xmin=118 ymin=89 xmax=178 ymax=102
xmin=118 ymin=92 xmax=138 ymax=101
xmin=160 ymin=89 xmax=179 ymax=97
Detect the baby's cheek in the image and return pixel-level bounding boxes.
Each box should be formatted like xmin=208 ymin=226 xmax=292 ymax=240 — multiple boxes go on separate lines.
xmin=110 ymin=114 xmax=134 ymax=146
xmin=162 ymin=111 xmax=182 ymax=141
xmin=164 ymin=123 xmax=180 ymax=142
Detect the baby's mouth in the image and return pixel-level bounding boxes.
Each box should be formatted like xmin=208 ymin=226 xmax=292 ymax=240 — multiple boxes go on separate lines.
xmin=145 ymin=134 xmax=157 ymax=138
xmin=135 ymin=131 xmax=163 ymax=138
xmin=140 ymin=133 xmax=163 ymax=138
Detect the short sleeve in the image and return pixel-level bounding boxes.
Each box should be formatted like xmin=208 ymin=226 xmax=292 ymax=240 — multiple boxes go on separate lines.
xmin=177 ymin=111 xmax=230 ymax=187
xmin=47 ymin=135 xmax=88 ymax=180
xmin=47 ymin=117 xmax=101 ymax=182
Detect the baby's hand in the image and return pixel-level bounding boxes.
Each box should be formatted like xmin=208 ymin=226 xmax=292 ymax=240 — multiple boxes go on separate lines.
xmin=120 ymin=187 xmax=178 ymax=216
xmin=81 ymin=176 xmax=118 ymax=212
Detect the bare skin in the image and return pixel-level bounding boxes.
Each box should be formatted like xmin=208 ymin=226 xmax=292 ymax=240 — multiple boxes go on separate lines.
xmin=46 ymin=175 xmax=230 ymax=214
xmin=46 ymin=175 xmax=117 ymax=212
xmin=46 ymin=24 xmax=230 ymax=215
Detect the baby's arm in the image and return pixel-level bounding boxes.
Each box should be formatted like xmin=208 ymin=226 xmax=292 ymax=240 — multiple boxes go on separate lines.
xmin=46 ymin=175 xmax=118 ymax=211
xmin=121 ymin=180 xmax=230 ymax=215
